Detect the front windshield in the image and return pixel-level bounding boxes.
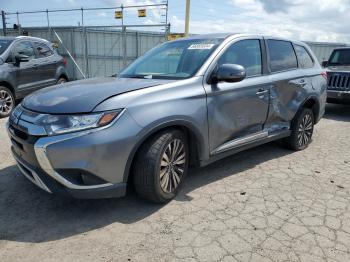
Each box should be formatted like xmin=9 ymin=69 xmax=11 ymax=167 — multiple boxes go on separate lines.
xmin=119 ymin=38 xmax=224 ymax=80
xmin=0 ymin=39 xmax=13 ymax=55
xmin=329 ymin=49 xmax=350 ymax=66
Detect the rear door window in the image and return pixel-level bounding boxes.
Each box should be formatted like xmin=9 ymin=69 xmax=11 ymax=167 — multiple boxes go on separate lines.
xmin=34 ymin=42 xmax=54 ymax=58
xmin=267 ymin=40 xmax=298 ymax=72
xmin=295 ymin=45 xmax=314 ymax=69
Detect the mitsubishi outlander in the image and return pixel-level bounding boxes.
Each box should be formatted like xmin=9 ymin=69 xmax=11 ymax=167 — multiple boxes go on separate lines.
xmin=7 ymin=34 xmax=327 ymax=203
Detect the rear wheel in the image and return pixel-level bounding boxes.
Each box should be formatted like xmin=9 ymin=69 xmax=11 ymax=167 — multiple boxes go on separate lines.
xmin=0 ymin=86 xmax=14 ymax=118
xmin=284 ymin=108 xmax=314 ymax=151
xmin=57 ymin=77 xmax=67 ymax=85
xmin=133 ymin=129 xmax=188 ymax=203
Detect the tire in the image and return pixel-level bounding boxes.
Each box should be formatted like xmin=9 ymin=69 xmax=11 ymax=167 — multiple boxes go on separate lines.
xmin=133 ymin=129 xmax=189 ymax=203
xmin=57 ymin=77 xmax=67 ymax=85
xmin=284 ymin=108 xmax=314 ymax=151
xmin=0 ymin=86 xmax=15 ymax=118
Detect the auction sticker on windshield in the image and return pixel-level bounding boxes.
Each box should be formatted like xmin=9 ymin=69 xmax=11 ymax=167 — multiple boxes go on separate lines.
xmin=188 ymin=44 xmax=215 ymax=50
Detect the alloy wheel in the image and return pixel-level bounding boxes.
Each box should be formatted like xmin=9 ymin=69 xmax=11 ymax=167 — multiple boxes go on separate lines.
xmin=0 ymin=90 xmax=14 ymax=115
xmin=159 ymin=139 xmax=186 ymax=193
xmin=297 ymin=113 xmax=313 ymax=147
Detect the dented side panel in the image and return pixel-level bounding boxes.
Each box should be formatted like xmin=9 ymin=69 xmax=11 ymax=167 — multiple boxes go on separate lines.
xmin=264 ymin=68 xmax=326 ymax=132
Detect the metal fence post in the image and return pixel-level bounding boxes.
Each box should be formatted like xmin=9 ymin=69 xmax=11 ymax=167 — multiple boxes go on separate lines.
xmin=136 ymin=31 xmax=139 ymax=58
xmin=46 ymin=9 xmax=51 ymax=40
xmin=16 ymin=12 xmax=21 ymax=35
xmin=71 ymin=28 xmax=76 ymax=79
xmin=81 ymin=7 xmax=89 ymax=78
xmin=1 ymin=10 xmax=6 ymax=36
xmin=122 ymin=25 xmax=127 ymax=68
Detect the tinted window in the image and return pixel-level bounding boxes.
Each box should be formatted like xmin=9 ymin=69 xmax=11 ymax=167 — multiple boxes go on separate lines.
xmin=218 ymin=39 xmax=262 ymax=77
xmin=329 ymin=49 xmax=350 ymax=66
xmin=12 ymin=41 xmax=35 ymax=60
xmin=267 ymin=40 xmax=297 ymax=72
xmin=34 ymin=42 xmax=54 ymax=58
xmin=0 ymin=39 xmax=13 ymax=55
xmin=295 ymin=45 xmax=314 ymax=69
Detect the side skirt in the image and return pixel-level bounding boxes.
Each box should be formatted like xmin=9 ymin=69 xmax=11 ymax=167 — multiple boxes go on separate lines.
xmin=200 ymin=129 xmax=291 ymax=167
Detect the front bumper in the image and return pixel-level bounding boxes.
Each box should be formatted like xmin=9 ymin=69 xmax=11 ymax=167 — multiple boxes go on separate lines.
xmin=12 ymin=148 xmax=127 ymax=198
xmin=7 ymin=108 xmax=142 ymax=199
xmin=327 ymin=90 xmax=350 ymax=104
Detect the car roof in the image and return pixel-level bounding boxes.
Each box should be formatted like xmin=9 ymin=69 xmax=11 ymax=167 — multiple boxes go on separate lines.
xmin=332 ymin=47 xmax=350 ymax=51
xmin=0 ymin=36 xmax=17 ymax=41
xmin=172 ymin=33 xmax=307 ymax=46
xmin=0 ymin=35 xmax=51 ymax=43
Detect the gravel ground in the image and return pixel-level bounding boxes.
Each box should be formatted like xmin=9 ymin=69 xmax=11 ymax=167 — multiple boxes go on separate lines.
xmin=0 ymin=104 xmax=350 ymax=262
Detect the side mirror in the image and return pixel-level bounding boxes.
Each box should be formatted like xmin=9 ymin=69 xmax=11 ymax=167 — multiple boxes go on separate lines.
xmin=15 ymin=54 xmax=29 ymax=64
xmin=321 ymin=60 xmax=328 ymax=68
xmin=212 ymin=64 xmax=246 ymax=83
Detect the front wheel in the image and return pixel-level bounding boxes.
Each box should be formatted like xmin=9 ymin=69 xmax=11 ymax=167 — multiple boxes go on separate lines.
xmin=133 ymin=129 xmax=189 ymax=203
xmin=284 ymin=108 xmax=314 ymax=151
xmin=0 ymin=86 xmax=15 ymax=118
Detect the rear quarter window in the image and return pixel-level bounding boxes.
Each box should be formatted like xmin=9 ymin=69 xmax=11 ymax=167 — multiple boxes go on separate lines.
xmin=295 ymin=45 xmax=314 ymax=69
xmin=267 ymin=40 xmax=298 ymax=72
xmin=34 ymin=42 xmax=54 ymax=58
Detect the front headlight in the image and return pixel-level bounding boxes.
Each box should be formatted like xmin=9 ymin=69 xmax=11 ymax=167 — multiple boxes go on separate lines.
xmin=38 ymin=109 xmax=123 ymax=136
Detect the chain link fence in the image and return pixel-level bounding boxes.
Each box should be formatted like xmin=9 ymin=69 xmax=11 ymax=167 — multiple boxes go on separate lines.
xmin=1 ymin=3 xmax=170 ymax=80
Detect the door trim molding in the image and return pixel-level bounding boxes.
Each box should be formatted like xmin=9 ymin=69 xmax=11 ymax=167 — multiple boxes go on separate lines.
xmin=212 ymin=131 xmax=268 ymax=155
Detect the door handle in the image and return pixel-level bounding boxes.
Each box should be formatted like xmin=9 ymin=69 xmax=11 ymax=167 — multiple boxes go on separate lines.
xmin=299 ymin=79 xmax=307 ymax=86
xmin=289 ymin=79 xmax=307 ymax=87
xmin=256 ymin=88 xmax=269 ymax=95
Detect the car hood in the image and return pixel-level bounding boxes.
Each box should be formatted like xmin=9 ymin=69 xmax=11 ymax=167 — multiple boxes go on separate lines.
xmin=22 ymin=77 xmax=173 ymax=114
xmin=327 ymin=65 xmax=350 ymax=72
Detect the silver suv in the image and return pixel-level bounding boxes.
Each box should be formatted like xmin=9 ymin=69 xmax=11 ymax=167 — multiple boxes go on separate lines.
xmin=7 ymin=34 xmax=327 ymax=203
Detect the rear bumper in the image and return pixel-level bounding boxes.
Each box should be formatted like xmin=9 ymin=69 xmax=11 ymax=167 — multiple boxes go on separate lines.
xmin=327 ymin=90 xmax=350 ymax=104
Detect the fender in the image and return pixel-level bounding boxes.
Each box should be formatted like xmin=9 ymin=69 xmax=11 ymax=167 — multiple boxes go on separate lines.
xmin=298 ymin=94 xmax=321 ymax=122
xmin=55 ymin=65 xmax=69 ymax=81
xmin=122 ymin=118 xmax=208 ymax=182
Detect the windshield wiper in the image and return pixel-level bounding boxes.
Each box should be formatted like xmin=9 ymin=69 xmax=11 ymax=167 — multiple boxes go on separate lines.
xmin=128 ymin=75 xmax=146 ymax=79
xmin=124 ymin=74 xmax=155 ymax=79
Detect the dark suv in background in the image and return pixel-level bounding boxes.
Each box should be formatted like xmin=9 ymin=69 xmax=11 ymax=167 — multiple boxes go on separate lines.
xmin=323 ymin=48 xmax=350 ymax=104
xmin=0 ymin=36 xmax=68 ymax=117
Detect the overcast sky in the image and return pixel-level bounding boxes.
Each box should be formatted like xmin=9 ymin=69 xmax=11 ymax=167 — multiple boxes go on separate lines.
xmin=2 ymin=0 xmax=349 ymax=43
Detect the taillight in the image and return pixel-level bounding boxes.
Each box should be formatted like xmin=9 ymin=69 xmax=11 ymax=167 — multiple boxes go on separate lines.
xmin=321 ymin=71 xmax=327 ymax=80
xmin=63 ymin=58 xmax=67 ymax=66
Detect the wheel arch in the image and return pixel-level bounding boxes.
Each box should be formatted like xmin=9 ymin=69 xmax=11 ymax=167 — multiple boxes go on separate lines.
xmin=123 ymin=120 xmax=207 ymax=184
xmin=300 ymin=95 xmax=320 ymax=123
xmin=55 ymin=65 xmax=69 ymax=82
xmin=58 ymin=73 xmax=69 ymax=81
xmin=0 ymin=81 xmax=15 ymax=98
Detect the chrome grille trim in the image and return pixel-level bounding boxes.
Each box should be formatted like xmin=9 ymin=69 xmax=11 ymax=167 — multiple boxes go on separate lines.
xmin=328 ymin=73 xmax=350 ymax=91
xmin=34 ymin=135 xmax=114 ymax=190
xmin=13 ymin=153 xmax=52 ymax=193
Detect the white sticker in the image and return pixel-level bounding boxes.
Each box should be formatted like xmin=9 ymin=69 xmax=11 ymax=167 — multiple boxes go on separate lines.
xmin=188 ymin=44 xmax=215 ymax=50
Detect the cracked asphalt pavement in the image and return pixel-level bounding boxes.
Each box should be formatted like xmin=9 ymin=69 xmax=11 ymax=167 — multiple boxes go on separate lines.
xmin=1 ymin=104 xmax=350 ymax=262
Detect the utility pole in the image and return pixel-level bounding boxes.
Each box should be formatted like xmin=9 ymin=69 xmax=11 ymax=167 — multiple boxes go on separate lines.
xmin=184 ymin=0 xmax=190 ymax=36
xmin=1 ymin=10 xmax=6 ymax=36
xmin=164 ymin=0 xmax=169 ymax=39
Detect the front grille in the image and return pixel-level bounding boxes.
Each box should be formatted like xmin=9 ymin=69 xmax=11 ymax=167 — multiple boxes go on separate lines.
xmin=11 ymin=125 xmax=28 ymax=140
xmin=328 ymin=73 xmax=350 ymax=91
